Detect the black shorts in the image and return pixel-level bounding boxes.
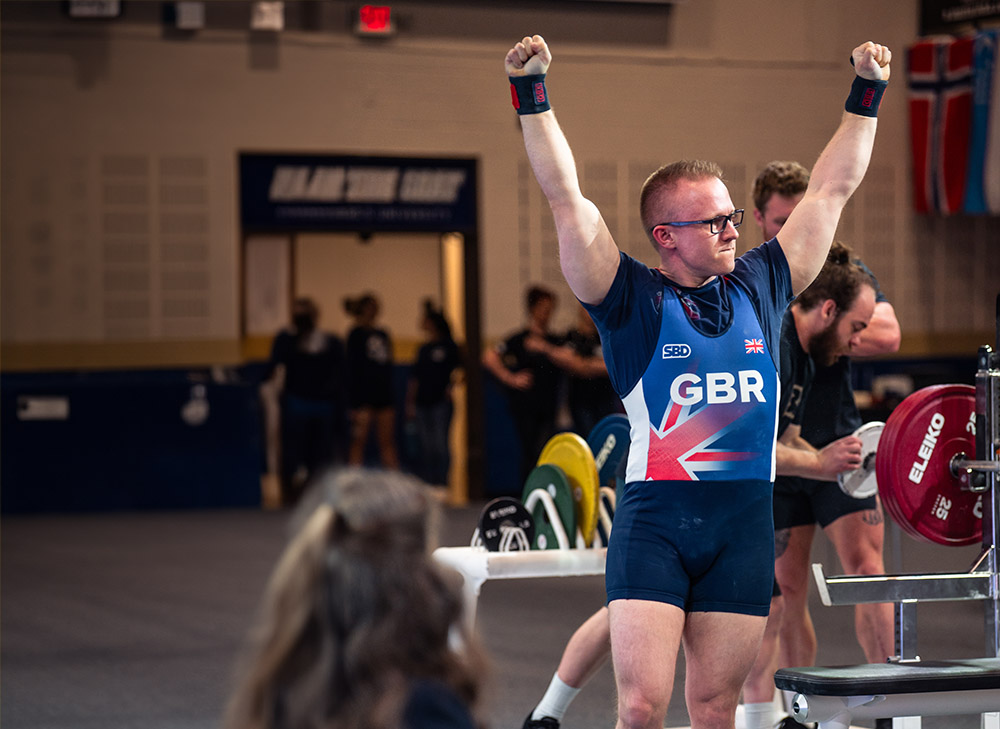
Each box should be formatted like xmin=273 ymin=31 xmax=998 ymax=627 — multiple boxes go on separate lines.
xmin=773 ymin=475 xmax=877 ymax=530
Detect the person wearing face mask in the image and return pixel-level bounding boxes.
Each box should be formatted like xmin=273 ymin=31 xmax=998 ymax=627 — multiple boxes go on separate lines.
xmin=261 ymin=297 xmax=348 ymax=506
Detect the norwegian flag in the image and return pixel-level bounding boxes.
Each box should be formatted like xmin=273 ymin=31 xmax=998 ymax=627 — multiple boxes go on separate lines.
xmin=744 ymin=338 xmax=764 ymax=354
xmin=908 ymin=36 xmax=975 ymax=214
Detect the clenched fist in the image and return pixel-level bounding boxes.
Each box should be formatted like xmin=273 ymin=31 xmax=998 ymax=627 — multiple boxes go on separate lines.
xmin=505 ymin=35 xmax=551 ymax=77
xmin=852 ymin=41 xmax=891 ymax=82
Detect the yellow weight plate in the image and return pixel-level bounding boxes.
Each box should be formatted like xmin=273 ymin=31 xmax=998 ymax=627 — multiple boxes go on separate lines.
xmin=537 ymin=432 xmax=600 ymax=546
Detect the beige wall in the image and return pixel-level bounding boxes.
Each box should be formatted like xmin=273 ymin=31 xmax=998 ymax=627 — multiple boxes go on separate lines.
xmin=295 ymin=231 xmax=442 ymax=353
xmin=2 ymin=0 xmax=998 ymax=371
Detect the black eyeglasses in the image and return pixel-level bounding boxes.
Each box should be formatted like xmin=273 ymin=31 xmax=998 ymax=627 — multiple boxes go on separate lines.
xmin=654 ymin=209 xmax=744 ymax=235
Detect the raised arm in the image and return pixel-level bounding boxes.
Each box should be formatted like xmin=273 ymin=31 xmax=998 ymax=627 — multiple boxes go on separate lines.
xmin=779 ymin=42 xmax=891 ymax=295
xmin=850 ymin=300 xmax=901 ymax=357
xmin=506 ymin=36 xmax=620 ymax=304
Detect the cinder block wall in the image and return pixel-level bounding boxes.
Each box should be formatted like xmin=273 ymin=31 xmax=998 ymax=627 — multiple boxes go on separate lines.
xmin=2 ymin=0 xmax=997 ymax=372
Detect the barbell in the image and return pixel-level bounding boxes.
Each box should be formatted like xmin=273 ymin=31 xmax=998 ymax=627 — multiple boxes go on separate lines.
xmin=836 ymin=384 xmax=996 ymax=547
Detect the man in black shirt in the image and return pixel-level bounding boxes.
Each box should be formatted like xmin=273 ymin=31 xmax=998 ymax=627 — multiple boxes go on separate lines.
xmin=742 ymin=161 xmax=900 ymax=729
xmin=482 ymin=285 xmax=564 ymax=486
xmin=261 ymin=297 xmax=347 ymax=505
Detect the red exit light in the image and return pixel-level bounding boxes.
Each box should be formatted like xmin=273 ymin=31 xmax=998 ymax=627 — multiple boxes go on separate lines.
xmin=357 ymin=5 xmax=394 ymax=35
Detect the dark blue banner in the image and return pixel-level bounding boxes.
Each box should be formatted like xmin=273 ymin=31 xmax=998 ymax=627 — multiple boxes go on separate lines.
xmin=920 ymin=0 xmax=1000 ymax=34
xmin=239 ymin=154 xmax=477 ymax=233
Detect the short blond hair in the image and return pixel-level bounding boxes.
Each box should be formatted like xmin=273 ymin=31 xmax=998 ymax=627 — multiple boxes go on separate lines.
xmin=640 ymin=160 xmax=724 ymax=248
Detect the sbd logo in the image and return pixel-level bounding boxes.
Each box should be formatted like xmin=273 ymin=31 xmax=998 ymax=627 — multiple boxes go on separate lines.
xmin=662 ymin=343 xmax=691 ymax=359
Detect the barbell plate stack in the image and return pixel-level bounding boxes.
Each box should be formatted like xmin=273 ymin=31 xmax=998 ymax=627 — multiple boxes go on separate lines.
xmin=837 ymin=421 xmax=884 ymax=499
xmin=522 ymin=464 xmax=577 ymax=550
xmin=537 ymin=432 xmax=601 ymax=547
xmin=876 ymin=384 xmax=983 ymax=547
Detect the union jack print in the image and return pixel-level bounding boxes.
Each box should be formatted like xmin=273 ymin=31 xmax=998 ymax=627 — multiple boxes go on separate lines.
xmin=646 ymin=398 xmax=756 ymax=480
xmin=744 ymin=338 xmax=764 ymax=354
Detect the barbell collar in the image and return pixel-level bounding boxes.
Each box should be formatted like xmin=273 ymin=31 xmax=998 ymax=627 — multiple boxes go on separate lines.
xmin=949 ymin=454 xmax=1000 ymax=473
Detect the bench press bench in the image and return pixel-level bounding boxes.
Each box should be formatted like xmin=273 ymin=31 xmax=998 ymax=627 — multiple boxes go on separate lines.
xmin=774 ymin=658 xmax=1000 ymax=729
xmin=775 ymin=341 xmax=1000 ymax=729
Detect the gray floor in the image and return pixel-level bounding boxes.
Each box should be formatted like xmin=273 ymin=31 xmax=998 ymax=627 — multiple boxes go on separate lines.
xmin=1 ymin=503 xmax=990 ymax=729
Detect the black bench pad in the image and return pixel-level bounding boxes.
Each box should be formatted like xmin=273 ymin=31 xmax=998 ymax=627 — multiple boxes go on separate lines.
xmin=774 ymin=658 xmax=1000 ymax=696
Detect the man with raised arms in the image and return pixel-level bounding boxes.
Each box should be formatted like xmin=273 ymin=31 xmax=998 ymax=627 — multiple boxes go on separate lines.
xmin=505 ymin=34 xmax=890 ymax=729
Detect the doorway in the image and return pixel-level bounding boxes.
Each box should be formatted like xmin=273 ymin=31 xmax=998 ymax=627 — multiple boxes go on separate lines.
xmin=242 ymin=230 xmax=477 ymax=502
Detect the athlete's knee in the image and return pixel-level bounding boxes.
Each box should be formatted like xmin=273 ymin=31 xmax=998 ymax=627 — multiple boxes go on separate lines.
xmin=839 ymin=542 xmax=886 ymax=576
xmin=775 ymin=575 xmax=809 ymax=603
xmin=617 ymin=687 xmax=666 ymax=729
xmin=617 ymin=698 xmax=660 ymax=729
xmin=688 ymin=693 xmax=740 ymax=729
xmin=851 ymin=555 xmax=886 ymax=577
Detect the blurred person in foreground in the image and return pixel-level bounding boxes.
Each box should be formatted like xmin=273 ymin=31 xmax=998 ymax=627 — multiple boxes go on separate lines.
xmin=224 ymin=468 xmax=486 ymax=729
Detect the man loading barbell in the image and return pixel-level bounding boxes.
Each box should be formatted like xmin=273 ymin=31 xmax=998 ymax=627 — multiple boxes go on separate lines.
xmin=741 ymin=162 xmax=901 ymax=729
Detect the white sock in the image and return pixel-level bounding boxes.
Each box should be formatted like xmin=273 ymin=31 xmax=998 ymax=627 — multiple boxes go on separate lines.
xmin=531 ymin=672 xmax=581 ymax=721
xmin=743 ymin=701 xmax=778 ymax=729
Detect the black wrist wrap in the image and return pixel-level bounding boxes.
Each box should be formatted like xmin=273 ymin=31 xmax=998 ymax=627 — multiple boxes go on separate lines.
xmin=845 ymin=75 xmax=887 ymax=117
xmin=509 ymin=74 xmax=550 ymax=115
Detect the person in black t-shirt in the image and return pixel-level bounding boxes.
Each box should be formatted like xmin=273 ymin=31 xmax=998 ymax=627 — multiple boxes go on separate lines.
xmin=261 ymin=297 xmax=347 ymax=505
xmin=344 ymin=293 xmax=399 ymax=469
xmin=482 ymin=285 xmax=563 ymax=485
xmin=406 ymin=300 xmax=461 ymax=487
xmin=743 ymin=160 xmax=901 ymax=729
xmin=526 ymin=303 xmax=623 ymax=438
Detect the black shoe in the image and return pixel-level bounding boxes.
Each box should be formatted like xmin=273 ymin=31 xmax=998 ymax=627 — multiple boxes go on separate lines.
xmin=776 ymin=716 xmax=815 ymax=729
xmin=522 ymin=714 xmax=560 ymax=729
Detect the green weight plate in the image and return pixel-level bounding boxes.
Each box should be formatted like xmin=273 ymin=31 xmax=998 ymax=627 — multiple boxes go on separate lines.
xmin=522 ymin=464 xmax=576 ymax=550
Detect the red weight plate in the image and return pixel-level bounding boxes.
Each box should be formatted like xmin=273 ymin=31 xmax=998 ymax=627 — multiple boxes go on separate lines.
xmin=879 ymin=389 xmax=925 ymax=533
xmin=883 ymin=386 xmax=982 ymax=545
xmin=877 ymin=388 xmax=937 ymax=537
xmin=876 ymin=384 xmax=983 ymax=547
xmin=877 ymin=385 xmax=943 ymax=538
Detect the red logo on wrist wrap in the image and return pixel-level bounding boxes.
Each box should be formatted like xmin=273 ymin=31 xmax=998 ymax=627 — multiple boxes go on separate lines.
xmin=533 ymin=81 xmax=546 ymax=104
xmin=862 ymin=87 xmax=875 ymax=107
